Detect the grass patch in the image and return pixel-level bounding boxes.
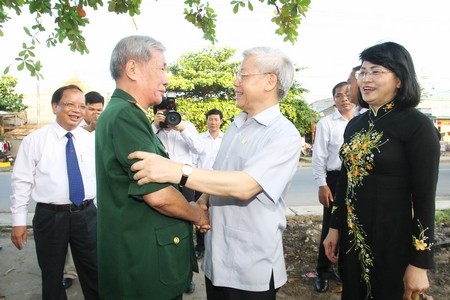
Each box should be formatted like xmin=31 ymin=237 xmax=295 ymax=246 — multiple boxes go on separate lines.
xmin=435 ymin=208 xmax=450 ymax=224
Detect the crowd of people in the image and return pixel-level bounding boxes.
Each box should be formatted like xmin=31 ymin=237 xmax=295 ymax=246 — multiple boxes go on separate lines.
xmin=8 ymin=35 xmax=440 ymax=300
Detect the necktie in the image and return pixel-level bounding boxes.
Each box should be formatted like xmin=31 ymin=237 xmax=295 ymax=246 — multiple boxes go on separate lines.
xmin=65 ymin=132 xmax=85 ymax=206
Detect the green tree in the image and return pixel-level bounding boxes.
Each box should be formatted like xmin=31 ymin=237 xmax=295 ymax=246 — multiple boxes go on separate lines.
xmin=0 ymin=0 xmax=310 ymax=79
xmin=0 ymin=75 xmax=27 ymax=112
xmin=168 ymin=47 xmax=238 ymax=100
xmin=280 ymin=81 xmax=317 ymax=135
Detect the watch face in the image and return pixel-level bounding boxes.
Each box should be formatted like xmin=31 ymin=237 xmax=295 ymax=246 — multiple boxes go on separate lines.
xmin=182 ymin=164 xmax=193 ymax=176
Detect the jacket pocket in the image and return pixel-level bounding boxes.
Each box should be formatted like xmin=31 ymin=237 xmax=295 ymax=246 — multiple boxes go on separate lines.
xmin=155 ymin=221 xmax=191 ymax=285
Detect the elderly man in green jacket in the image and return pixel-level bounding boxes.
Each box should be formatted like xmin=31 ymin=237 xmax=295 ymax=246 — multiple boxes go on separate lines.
xmin=95 ymin=35 xmax=209 ymax=300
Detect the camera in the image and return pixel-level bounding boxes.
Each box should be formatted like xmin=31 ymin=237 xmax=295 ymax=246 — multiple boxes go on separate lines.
xmin=155 ymin=92 xmax=182 ymax=128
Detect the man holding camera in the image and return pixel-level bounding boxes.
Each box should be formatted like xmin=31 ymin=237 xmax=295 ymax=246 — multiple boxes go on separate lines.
xmin=152 ymin=97 xmax=204 ymax=294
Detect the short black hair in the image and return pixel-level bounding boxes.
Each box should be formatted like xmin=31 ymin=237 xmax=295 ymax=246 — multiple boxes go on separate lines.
xmin=332 ymin=81 xmax=348 ymax=97
xmin=359 ymin=41 xmax=420 ymax=109
xmin=51 ymin=84 xmax=83 ymax=105
xmin=85 ymin=91 xmax=105 ymax=105
xmin=205 ymin=108 xmax=223 ymax=120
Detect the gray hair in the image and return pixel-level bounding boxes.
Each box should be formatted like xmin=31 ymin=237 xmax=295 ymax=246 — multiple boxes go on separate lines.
xmin=110 ymin=35 xmax=166 ymax=80
xmin=242 ymin=47 xmax=294 ymax=100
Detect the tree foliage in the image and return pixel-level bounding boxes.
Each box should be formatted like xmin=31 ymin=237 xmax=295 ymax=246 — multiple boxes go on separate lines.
xmin=168 ymin=47 xmax=238 ymax=100
xmin=0 ymin=75 xmax=27 ymax=112
xmin=0 ymin=0 xmax=310 ymax=79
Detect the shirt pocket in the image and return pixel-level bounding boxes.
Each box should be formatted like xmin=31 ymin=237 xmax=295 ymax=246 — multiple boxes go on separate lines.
xmin=155 ymin=221 xmax=192 ymax=285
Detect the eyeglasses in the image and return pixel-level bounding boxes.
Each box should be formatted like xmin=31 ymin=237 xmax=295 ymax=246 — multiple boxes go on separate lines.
xmin=355 ymin=69 xmax=392 ymax=80
xmin=234 ymin=72 xmax=272 ymax=83
xmin=60 ymin=102 xmax=86 ymax=111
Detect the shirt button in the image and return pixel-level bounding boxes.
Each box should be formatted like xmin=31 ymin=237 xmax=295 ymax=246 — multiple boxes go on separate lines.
xmin=173 ymin=237 xmax=180 ymax=245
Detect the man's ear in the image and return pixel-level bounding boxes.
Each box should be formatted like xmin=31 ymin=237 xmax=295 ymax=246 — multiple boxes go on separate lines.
xmin=265 ymin=73 xmax=278 ymax=92
xmin=125 ymin=59 xmax=138 ymax=80
xmin=51 ymin=102 xmax=59 ymax=115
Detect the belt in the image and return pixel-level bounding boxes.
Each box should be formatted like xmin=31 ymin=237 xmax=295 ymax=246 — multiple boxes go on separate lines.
xmin=37 ymin=199 xmax=94 ymax=212
xmin=327 ymin=170 xmax=341 ymax=175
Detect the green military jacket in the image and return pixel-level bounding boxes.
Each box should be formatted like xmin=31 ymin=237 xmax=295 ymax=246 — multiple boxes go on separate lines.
xmin=95 ymin=89 xmax=197 ymax=299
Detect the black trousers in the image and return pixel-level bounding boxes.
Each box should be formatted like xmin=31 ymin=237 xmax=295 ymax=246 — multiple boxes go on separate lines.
xmin=316 ymin=170 xmax=343 ymax=279
xmin=205 ymin=272 xmax=278 ymax=300
xmin=33 ymin=203 xmax=98 ymax=300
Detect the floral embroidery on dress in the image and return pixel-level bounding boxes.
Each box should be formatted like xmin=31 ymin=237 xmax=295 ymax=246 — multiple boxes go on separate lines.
xmin=412 ymin=220 xmax=433 ymax=251
xmin=339 ymin=125 xmax=389 ymax=299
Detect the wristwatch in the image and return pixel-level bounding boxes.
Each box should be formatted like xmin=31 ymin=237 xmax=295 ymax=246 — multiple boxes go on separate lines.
xmin=179 ymin=164 xmax=193 ymax=187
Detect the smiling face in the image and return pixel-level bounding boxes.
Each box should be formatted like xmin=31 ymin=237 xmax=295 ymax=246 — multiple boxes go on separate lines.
xmin=134 ymin=50 xmax=169 ymax=108
xmin=52 ymin=88 xmax=86 ymax=131
xmin=358 ymin=61 xmax=401 ymax=109
xmin=233 ymin=55 xmax=278 ymax=116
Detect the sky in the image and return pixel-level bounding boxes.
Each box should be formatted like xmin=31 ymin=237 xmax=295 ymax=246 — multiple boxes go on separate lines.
xmin=1 ymin=0 xmax=449 ymax=104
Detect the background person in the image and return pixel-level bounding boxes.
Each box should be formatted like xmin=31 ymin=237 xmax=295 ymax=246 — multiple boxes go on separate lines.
xmin=152 ymin=98 xmax=203 ymax=203
xmin=312 ymin=81 xmax=354 ymax=292
xmin=346 ymin=65 xmax=368 ymax=116
xmin=82 ymin=91 xmax=105 ymax=133
xmin=63 ymin=90 xmax=105 ymax=289
xmin=324 ymin=41 xmax=440 ymax=300
xmin=192 ymin=108 xmax=224 ymax=259
xmin=10 ymin=85 xmax=98 ymax=299
xmin=95 ymin=35 xmax=208 ymax=300
xmin=129 ymin=46 xmax=301 ymax=300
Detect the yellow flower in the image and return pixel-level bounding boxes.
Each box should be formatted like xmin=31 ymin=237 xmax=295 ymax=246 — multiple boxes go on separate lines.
xmin=414 ymin=239 xmax=428 ymax=251
xmin=348 ymin=220 xmax=354 ymax=229
xmin=347 ymin=206 xmax=353 ymax=214
xmin=361 ymin=141 xmax=370 ymax=150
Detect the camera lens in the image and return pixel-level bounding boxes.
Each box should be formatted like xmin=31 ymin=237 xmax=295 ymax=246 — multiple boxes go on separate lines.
xmin=166 ymin=111 xmax=181 ymax=126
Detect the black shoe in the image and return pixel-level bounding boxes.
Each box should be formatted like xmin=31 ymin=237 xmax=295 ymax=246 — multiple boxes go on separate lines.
xmin=195 ymin=249 xmax=204 ymax=259
xmin=63 ymin=278 xmax=73 ymax=289
xmin=185 ymin=281 xmax=195 ymax=294
xmin=314 ymin=277 xmax=328 ymax=293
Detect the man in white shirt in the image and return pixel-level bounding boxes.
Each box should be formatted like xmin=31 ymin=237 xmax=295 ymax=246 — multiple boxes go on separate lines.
xmin=192 ymin=108 xmax=224 ymax=258
xmin=63 ymin=90 xmax=104 ymax=289
xmin=10 ymin=85 xmax=98 ymax=299
xmin=312 ymin=81 xmax=355 ymax=293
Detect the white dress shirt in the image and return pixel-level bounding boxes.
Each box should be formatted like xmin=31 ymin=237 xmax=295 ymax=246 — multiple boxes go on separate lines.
xmin=203 ymin=104 xmax=301 ymax=291
xmin=152 ymin=121 xmax=203 ymax=165
xmin=194 ymin=130 xmax=224 ymax=170
xmin=312 ymin=108 xmax=351 ymax=187
xmin=10 ymin=122 xmax=96 ymax=226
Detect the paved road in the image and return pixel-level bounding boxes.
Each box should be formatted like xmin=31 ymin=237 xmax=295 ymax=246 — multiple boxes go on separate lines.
xmin=2 ymin=161 xmax=450 ymax=212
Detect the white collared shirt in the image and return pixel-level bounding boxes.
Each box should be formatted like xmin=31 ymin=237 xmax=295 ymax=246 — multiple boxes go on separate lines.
xmin=10 ymin=122 xmax=96 ymax=226
xmin=194 ymin=130 xmax=224 ymax=169
xmin=152 ymin=121 xmax=203 ymax=165
xmin=203 ymin=104 xmax=301 ymax=291
xmin=312 ymin=108 xmax=351 ymax=187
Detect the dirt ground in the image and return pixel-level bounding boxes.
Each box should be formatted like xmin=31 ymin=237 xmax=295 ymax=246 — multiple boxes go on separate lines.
xmin=1 ymin=214 xmax=449 ymax=299
xmin=277 ymin=214 xmax=450 ymax=299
